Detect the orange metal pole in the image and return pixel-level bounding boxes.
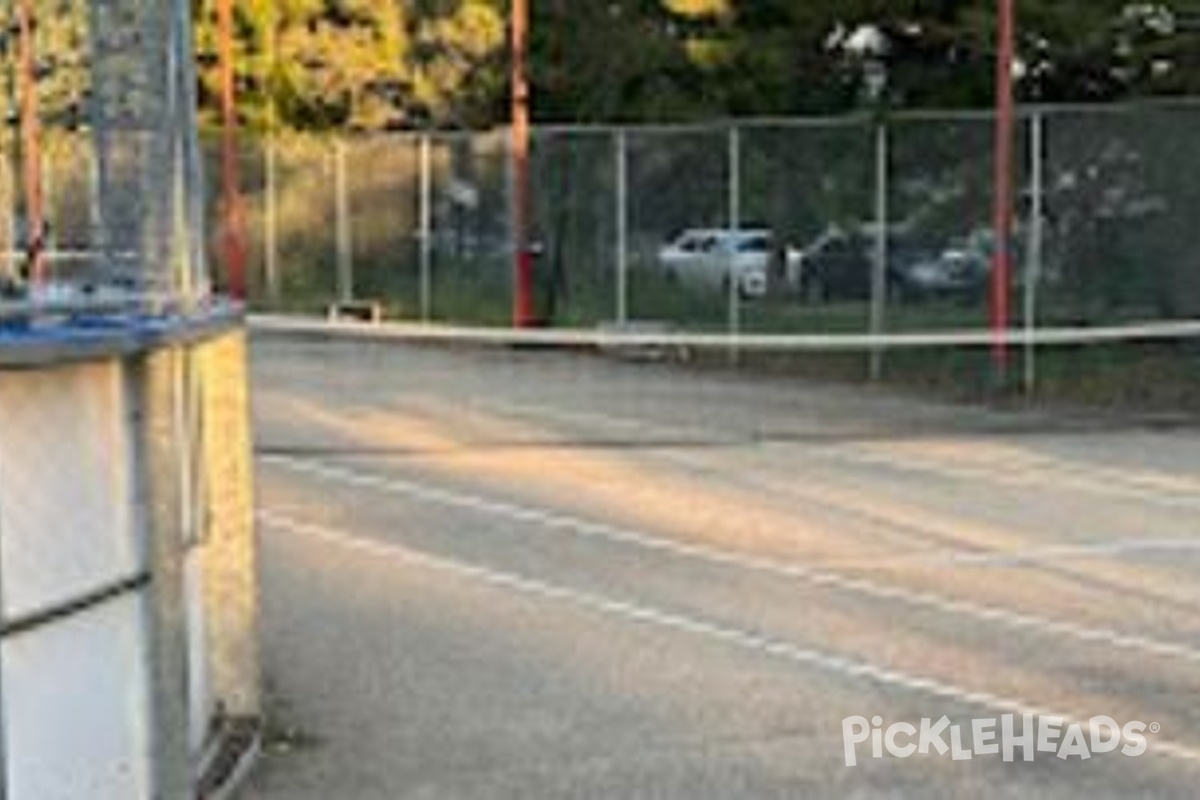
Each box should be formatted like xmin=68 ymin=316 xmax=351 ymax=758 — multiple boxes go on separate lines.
xmin=990 ymin=0 xmax=1016 ymax=376
xmin=511 ymin=0 xmax=534 ymax=327
xmin=218 ymin=0 xmax=247 ymax=299
xmin=15 ymin=0 xmax=44 ymax=286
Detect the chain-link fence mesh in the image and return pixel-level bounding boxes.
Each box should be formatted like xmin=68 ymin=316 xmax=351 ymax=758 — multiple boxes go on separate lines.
xmin=258 ymin=136 xmax=337 ymax=308
xmin=739 ymin=118 xmax=875 ymax=335
xmin=0 ymin=96 xmax=1170 ymax=403
xmin=1 ymin=0 xmax=207 ymax=302
xmin=624 ymin=125 xmax=729 ymax=329
xmin=6 ymin=98 xmax=1199 ymax=350
xmin=0 ymin=133 xmax=14 ymax=272
xmin=1041 ymin=103 xmax=1200 ymax=324
xmin=344 ymin=136 xmax=422 ymax=314
xmin=528 ymin=127 xmax=618 ymax=327
xmin=426 ymin=129 xmax=511 ymax=325
xmin=90 ymin=0 xmax=205 ymax=297
xmin=150 ymin=99 xmax=1192 ymax=343
xmin=888 ymin=113 xmax=1027 ymax=332
xmin=42 ymin=132 xmax=93 ymax=251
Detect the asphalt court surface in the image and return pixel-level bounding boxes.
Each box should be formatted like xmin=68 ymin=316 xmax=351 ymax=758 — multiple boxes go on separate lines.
xmin=242 ymin=334 xmax=1200 ymax=799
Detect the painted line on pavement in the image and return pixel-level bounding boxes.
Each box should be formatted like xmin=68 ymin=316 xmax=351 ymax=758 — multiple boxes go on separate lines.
xmin=260 ymin=509 xmax=1200 ymax=765
xmin=261 ymin=453 xmax=1200 ymax=667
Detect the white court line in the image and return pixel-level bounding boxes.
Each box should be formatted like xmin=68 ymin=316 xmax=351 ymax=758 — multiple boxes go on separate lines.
xmin=261 ymin=454 xmax=1200 ymax=667
xmin=259 ymin=508 xmax=1200 ymax=765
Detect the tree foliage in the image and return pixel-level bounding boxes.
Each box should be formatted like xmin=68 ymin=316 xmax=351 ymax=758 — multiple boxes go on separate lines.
xmin=4 ymin=1 xmax=1200 ymax=133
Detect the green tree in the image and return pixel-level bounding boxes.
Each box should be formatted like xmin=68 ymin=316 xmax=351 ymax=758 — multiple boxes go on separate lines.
xmin=194 ymin=0 xmax=411 ymax=131
xmin=7 ymin=0 xmax=1200 ymax=134
xmin=528 ymin=1 xmax=1200 ymax=124
xmin=409 ymin=0 xmax=507 ymax=127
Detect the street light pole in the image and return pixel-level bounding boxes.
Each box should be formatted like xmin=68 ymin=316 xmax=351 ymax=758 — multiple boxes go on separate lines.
xmin=511 ymin=0 xmax=534 ymax=327
xmin=218 ymin=0 xmax=247 ymax=300
xmin=990 ymin=0 xmax=1017 ymax=379
xmin=842 ymin=25 xmax=890 ymax=381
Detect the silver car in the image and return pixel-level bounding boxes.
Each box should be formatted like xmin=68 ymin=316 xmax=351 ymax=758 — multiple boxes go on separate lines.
xmin=657 ymin=228 xmax=796 ymax=298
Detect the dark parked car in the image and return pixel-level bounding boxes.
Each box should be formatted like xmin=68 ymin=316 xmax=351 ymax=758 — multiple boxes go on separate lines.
xmin=797 ymin=228 xmax=991 ymax=304
xmin=796 ymin=231 xmax=918 ymax=302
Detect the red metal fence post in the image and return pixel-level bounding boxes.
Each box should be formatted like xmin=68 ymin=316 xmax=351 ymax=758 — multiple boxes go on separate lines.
xmin=990 ymin=0 xmax=1017 ymax=377
xmin=510 ymin=0 xmax=534 ymax=327
xmin=16 ymin=0 xmax=45 ymax=286
xmin=218 ymin=0 xmax=247 ymax=300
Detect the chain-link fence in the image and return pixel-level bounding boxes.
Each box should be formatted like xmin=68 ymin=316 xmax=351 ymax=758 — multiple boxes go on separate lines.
xmin=183 ymin=100 xmax=1200 ymax=336
xmin=10 ymin=99 xmax=1200 ymax=347
xmin=193 ymin=100 xmax=1197 ymax=400
xmin=0 ymin=0 xmax=208 ymax=305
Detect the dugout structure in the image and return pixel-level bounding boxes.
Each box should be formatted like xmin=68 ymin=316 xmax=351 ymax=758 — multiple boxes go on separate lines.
xmin=0 ymin=0 xmax=261 ymax=797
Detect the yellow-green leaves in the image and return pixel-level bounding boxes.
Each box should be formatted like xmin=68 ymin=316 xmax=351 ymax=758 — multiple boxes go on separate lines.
xmin=662 ymin=0 xmax=732 ymax=20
